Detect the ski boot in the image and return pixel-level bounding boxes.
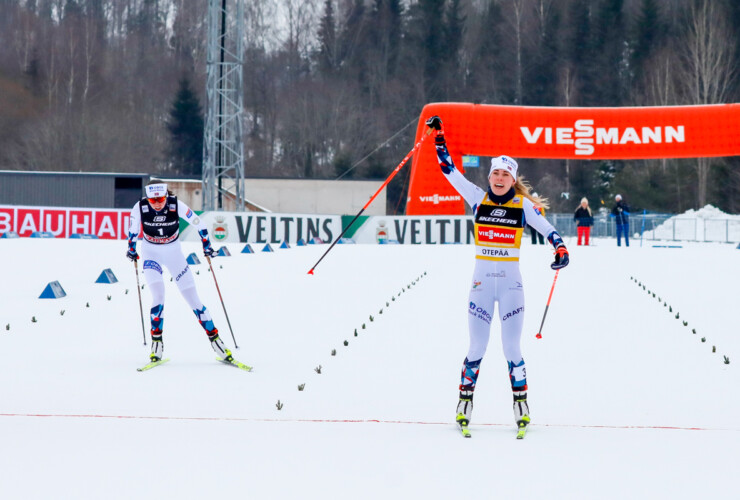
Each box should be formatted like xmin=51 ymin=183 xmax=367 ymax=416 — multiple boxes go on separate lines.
xmin=208 ymin=329 xmax=233 ymax=362
xmin=513 ymin=390 xmax=530 ymax=439
xmin=150 ymin=329 xmax=163 ymax=362
xmin=456 ymin=389 xmax=474 ymax=438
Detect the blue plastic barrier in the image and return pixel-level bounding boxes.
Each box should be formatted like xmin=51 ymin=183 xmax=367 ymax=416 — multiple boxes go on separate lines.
xmin=30 ymin=231 xmax=55 ymax=238
xmin=279 ymin=241 xmax=290 ymax=249
xmin=95 ymin=268 xmax=118 ymax=284
xmin=308 ymin=238 xmax=323 ymax=245
xmin=39 ymin=281 xmax=67 ymax=299
xmin=0 ymin=232 xmax=19 ymax=238
xmin=241 ymin=244 xmax=255 ymax=254
xmin=186 ymin=253 xmax=201 ymax=265
xmin=337 ymin=238 xmax=355 ymax=244
xmin=217 ymin=246 xmax=231 ymax=257
xmin=70 ymin=234 xmax=99 ymax=239
xmin=262 ymin=243 xmax=274 ymax=252
xmin=296 ymin=239 xmax=306 ymax=246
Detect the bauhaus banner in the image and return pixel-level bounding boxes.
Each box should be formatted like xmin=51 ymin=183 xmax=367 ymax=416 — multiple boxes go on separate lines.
xmin=406 ymin=102 xmax=740 ymax=215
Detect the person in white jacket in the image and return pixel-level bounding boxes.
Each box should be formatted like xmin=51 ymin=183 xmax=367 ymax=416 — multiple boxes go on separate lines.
xmin=425 ymin=116 xmax=569 ymax=438
xmin=126 ymin=180 xmax=233 ymax=364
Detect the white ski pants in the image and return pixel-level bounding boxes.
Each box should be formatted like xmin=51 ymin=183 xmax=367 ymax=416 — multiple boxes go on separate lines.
xmin=466 ymin=259 xmax=526 ymax=365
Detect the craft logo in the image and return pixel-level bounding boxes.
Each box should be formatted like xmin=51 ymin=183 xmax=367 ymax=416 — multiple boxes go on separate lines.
xmin=478 ymin=227 xmax=516 ymax=244
xmin=502 ymin=306 xmax=524 ymax=321
xmin=175 ymin=265 xmax=189 ymax=282
xmin=212 ymin=215 xmax=228 ymax=240
xmin=520 ymin=119 xmax=685 ymax=156
xmin=419 ymin=194 xmax=462 ymax=204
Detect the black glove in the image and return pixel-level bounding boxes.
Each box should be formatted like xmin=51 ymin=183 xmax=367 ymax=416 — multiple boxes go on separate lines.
xmin=426 ymin=115 xmax=443 ymax=131
xmin=126 ymin=248 xmax=139 ymax=261
xmin=551 ymin=245 xmax=569 ymax=270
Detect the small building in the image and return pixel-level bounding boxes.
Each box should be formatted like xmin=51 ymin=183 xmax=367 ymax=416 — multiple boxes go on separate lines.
xmin=0 ymin=171 xmax=150 ymax=209
xmin=0 ymin=170 xmax=386 ymax=215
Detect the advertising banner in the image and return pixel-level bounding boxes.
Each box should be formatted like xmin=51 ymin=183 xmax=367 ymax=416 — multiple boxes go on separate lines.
xmin=348 ymin=215 xmax=474 ymax=245
xmin=406 ymin=102 xmax=740 ymax=215
xmin=0 ymin=205 xmax=132 ymax=239
xmin=180 ymin=212 xmax=343 ymax=244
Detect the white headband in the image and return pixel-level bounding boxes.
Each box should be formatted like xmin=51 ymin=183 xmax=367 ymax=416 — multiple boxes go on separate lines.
xmin=146 ymin=183 xmax=168 ymax=199
xmin=489 ymin=155 xmax=518 ymax=179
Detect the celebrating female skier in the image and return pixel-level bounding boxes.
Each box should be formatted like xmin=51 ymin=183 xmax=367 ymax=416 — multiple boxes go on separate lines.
xmin=425 ymin=116 xmax=569 ymax=438
xmin=126 ymin=180 xmax=240 ymax=368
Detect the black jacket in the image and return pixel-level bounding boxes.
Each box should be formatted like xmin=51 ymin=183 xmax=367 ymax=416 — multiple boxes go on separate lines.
xmin=611 ymin=201 xmax=630 ymax=225
xmin=574 ymin=207 xmax=593 ymax=227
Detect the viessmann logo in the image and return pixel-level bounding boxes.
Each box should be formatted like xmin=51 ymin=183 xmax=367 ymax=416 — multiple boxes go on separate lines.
xmin=419 ymin=194 xmax=462 ymax=204
xmin=520 ymin=119 xmax=686 ymax=156
xmin=478 ymin=227 xmax=516 ymax=243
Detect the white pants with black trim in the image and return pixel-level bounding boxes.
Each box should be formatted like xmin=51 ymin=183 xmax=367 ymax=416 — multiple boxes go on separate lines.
xmin=141 ymin=239 xmax=204 ymax=314
xmin=466 ymin=259 xmax=526 ymax=367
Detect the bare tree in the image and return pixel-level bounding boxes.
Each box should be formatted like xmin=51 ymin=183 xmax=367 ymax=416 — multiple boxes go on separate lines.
xmin=676 ymin=0 xmax=736 ymax=207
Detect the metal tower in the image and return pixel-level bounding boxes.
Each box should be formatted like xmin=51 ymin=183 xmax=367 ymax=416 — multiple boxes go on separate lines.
xmin=203 ymin=0 xmax=245 ymax=211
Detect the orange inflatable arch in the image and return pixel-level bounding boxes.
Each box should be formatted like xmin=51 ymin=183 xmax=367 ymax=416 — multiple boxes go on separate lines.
xmin=406 ymin=102 xmax=740 ymax=215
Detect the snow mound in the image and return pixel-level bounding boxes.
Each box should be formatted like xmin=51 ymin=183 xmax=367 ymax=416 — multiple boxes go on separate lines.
xmin=652 ymin=205 xmax=740 ymax=242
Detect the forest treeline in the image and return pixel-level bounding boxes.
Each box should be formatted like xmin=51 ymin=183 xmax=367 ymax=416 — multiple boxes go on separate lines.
xmin=0 ymin=0 xmax=738 ymax=213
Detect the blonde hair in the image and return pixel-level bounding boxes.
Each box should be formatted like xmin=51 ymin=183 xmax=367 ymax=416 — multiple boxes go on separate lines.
xmin=578 ymin=197 xmax=592 ymax=216
xmin=514 ymin=175 xmax=549 ymax=210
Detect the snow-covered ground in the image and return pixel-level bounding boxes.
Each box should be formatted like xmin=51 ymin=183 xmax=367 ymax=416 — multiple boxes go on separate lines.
xmin=1 ymin=237 xmax=738 ymax=499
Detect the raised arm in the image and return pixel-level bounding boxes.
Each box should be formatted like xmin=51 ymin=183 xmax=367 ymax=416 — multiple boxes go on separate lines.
xmin=427 ymin=116 xmax=487 ymax=211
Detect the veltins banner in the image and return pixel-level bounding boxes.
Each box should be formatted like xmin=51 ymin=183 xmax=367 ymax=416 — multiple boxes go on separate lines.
xmin=180 ymin=212 xmax=342 ymax=244
xmin=180 ymin=212 xmax=479 ymax=245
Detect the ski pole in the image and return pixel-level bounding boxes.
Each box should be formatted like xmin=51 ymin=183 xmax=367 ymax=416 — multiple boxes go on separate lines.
xmin=206 ymin=255 xmax=239 ymax=349
xmin=133 ymin=260 xmax=147 ymax=346
xmin=307 ymin=127 xmax=433 ymax=275
xmin=535 ymin=269 xmax=560 ymax=339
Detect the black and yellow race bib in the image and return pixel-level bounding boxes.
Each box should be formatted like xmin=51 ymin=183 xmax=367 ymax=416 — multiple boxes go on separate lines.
xmin=474 ymin=195 xmax=525 ymax=261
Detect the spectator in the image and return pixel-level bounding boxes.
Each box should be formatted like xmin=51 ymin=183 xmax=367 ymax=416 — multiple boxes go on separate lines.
xmin=611 ymin=194 xmax=630 ymax=247
xmin=529 ymin=192 xmax=545 ymax=245
xmin=574 ymin=197 xmax=593 ymax=245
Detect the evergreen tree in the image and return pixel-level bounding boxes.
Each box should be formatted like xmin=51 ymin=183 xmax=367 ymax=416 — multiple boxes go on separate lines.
xmin=467 ymin=1 xmax=504 ymax=103
xmin=591 ymin=0 xmax=627 ymax=106
xmin=525 ymin=3 xmax=561 ymax=106
xmin=631 ymin=0 xmax=663 ymax=93
xmin=443 ymin=0 xmax=465 ymax=100
xmin=167 ymin=75 xmax=204 ymax=177
xmin=565 ymin=0 xmax=593 ymax=106
xmin=338 ymin=0 xmax=369 ymax=86
xmin=409 ymin=0 xmax=447 ymax=102
xmin=317 ymin=0 xmax=337 ymax=77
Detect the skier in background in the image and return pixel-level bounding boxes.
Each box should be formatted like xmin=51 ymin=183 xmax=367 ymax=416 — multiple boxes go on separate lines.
xmin=611 ymin=194 xmax=630 ymax=246
xmin=426 ymin=116 xmax=569 ymax=438
xmin=574 ymin=197 xmax=594 ymax=245
xmin=126 ymin=179 xmax=235 ymax=365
